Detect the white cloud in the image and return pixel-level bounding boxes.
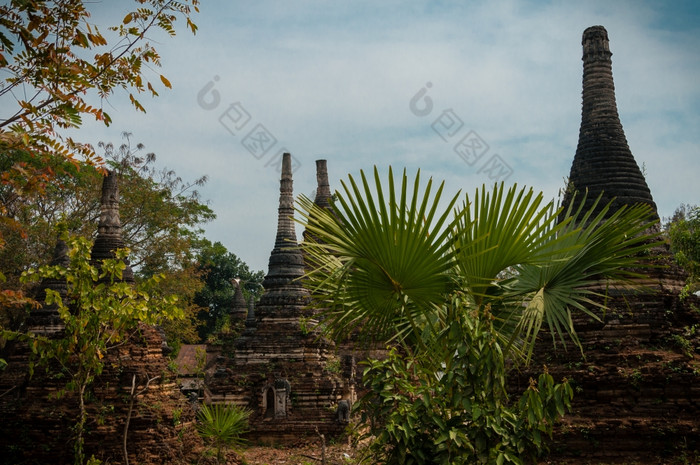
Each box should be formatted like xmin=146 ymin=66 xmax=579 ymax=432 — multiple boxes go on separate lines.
xmin=68 ymin=0 xmax=700 ymax=271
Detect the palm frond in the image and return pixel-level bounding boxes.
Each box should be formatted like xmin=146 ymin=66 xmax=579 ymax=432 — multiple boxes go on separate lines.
xmin=501 ymin=196 xmax=661 ymax=360
xmin=297 ymin=167 xmax=464 ymax=344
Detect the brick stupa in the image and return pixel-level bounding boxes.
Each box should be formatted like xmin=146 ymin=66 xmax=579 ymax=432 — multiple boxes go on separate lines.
xmin=206 ymin=154 xmax=351 ymax=442
xmin=562 ymin=26 xmax=658 ymax=222
xmin=518 ymin=26 xmax=700 ymax=463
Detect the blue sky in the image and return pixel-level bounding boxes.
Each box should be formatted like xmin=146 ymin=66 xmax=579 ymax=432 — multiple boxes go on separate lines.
xmin=74 ymin=0 xmax=700 ymax=272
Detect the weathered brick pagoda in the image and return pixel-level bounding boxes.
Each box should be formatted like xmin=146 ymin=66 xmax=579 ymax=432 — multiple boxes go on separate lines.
xmin=561 ymin=27 xmax=659 ymax=222
xmin=205 ymin=154 xmax=353 ymax=442
xmin=0 ymin=171 xmax=199 ymax=464
xmin=91 ymin=170 xmax=135 ymax=283
xmin=518 ymin=26 xmax=700 ymax=462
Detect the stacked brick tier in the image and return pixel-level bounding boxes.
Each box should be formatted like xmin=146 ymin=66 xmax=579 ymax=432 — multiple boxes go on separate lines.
xmin=514 ymin=252 xmax=700 ymax=462
xmin=206 ymin=154 xmax=351 ymax=443
xmin=0 ymin=324 xmax=200 ymax=464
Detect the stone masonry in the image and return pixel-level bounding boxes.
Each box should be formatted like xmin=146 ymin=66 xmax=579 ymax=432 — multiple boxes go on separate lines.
xmin=516 ymin=26 xmax=700 ymax=463
xmin=205 ymin=154 xmax=351 ymax=443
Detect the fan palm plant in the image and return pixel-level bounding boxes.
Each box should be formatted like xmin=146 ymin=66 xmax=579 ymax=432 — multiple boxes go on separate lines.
xmin=298 ymin=166 xmax=658 ymax=362
xmin=196 ymin=403 xmax=250 ymax=464
xmin=297 ymin=167 xmax=659 ymax=464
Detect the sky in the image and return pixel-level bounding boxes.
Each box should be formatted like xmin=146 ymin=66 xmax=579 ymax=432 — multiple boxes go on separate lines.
xmin=69 ymin=0 xmax=700 ymax=272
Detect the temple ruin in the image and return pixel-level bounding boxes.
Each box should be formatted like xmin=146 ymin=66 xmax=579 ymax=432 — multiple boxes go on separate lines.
xmin=517 ymin=25 xmax=700 ymax=462
xmin=0 ymin=171 xmax=200 ymax=464
xmin=205 ymin=154 xmax=355 ymax=442
xmin=0 ymin=24 xmax=699 ymax=463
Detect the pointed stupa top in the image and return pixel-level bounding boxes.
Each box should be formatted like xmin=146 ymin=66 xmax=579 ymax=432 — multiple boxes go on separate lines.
xmin=562 ymin=26 xmax=658 ymax=221
xmin=90 ymin=170 xmax=134 ymax=283
xmin=303 ymin=159 xmax=333 ymax=249
xmin=231 ymin=279 xmax=248 ymax=321
xmin=313 ymin=159 xmax=331 ymax=209
xmin=27 ymin=237 xmax=70 ymax=335
xmin=258 ymin=153 xmax=309 ymax=314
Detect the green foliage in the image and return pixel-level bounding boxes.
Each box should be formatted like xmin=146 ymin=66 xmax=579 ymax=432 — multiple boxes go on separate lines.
xmin=298 ymin=166 xmax=658 ymax=463
xmin=667 ymin=204 xmax=700 ymax=298
xmin=299 ymin=167 xmax=659 ymax=360
xmin=6 ymin=232 xmax=184 ymax=465
xmin=0 ymin=0 xmax=199 ymax=162
xmin=359 ymin=302 xmax=573 ymax=465
xmin=0 ymin=133 xmax=214 ymax=347
xmin=194 ymin=240 xmax=264 ymax=341
xmin=0 ymin=0 xmax=198 ymax=312
xmin=196 ymin=402 xmax=251 ymax=463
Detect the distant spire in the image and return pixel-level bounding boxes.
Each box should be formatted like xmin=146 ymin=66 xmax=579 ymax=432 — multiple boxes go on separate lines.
xmin=231 ymin=279 xmax=248 ymax=321
xmin=27 ymin=237 xmax=70 ymax=335
xmin=303 ymin=159 xmax=333 ymax=245
xmin=258 ymin=153 xmax=309 ymax=314
xmin=313 ymin=159 xmax=331 ymax=209
xmin=562 ymin=26 xmax=658 ymax=221
xmin=91 ymin=170 xmax=134 ymax=283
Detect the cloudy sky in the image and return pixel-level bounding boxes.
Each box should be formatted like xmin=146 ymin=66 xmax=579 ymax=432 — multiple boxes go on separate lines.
xmin=76 ymin=0 xmax=700 ymax=272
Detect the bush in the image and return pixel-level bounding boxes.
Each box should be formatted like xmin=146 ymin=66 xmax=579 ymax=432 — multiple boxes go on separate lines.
xmin=357 ymin=307 xmax=573 ymax=465
xmin=196 ymin=403 xmax=251 ymax=463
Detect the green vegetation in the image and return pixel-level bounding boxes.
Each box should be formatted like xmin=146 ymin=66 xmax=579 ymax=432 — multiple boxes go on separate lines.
xmin=0 ymin=133 xmax=215 ymax=348
xmin=197 ymin=402 xmax=251 ymax=464
xmin=667 ymin=204 xmax=700 ymax=298
xmin=299 ymin=167 xmax=658 ymax=464
xmin=0 ymin=0 xmax=199 ymax=310
xmin=4 ymin=233 xmax=184 ymax=465
xmin=193 ymin=240 xmax=264 ymax=341
xmin=359 ymin=304 xmax=574 ymax=464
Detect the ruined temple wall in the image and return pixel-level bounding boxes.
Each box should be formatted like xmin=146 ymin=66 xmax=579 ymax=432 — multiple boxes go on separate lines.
xmin=513 ymin=281 xmax=700 ymax=461
xmin=0 ymin=324 xmax=201 ymax=464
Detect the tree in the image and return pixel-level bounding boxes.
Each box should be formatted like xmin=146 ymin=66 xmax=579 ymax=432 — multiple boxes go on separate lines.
xmin=359 ymin=303 xmax=574 ymax=465
xmin=0 ymin=0 xmax=199 ymax=308
xmin=10 ymin=233 xmax=183 ymax=465
xmin=667 ymin=204 xmax=700 ymax=298
xmin=298 ymin=167 xmax=658 ymax=463
xmin=0 ymin=133 xmax=214 ymax=348
xmin=193 ymin=240 xmax=264 ymax=342
xmin=0 ymin=0 xmax=198 ymax=160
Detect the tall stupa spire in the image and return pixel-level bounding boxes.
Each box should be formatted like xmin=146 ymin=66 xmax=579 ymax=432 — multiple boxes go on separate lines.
xmin=90 ymin=170 xmax=134 ymax=283
xmin=313 ymin=159 xmax=331 ymax=209
xmin=257 ymin=153 xmax=309 ymax=314
xmin=562 ymin=26 xmax=658 ymax=221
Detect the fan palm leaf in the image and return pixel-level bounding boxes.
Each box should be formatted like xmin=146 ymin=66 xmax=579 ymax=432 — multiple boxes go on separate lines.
xmin=298 ymin=168 xmax=659 ymax=364
xmin=298 ymin=167 xmax=465 ymax=343
xmin=501 ymin=197 xmax=660 ymax=360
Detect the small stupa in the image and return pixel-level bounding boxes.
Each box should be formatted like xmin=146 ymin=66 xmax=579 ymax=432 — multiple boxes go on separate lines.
xmin=90 ymin=170 xmax=135 ymax=282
